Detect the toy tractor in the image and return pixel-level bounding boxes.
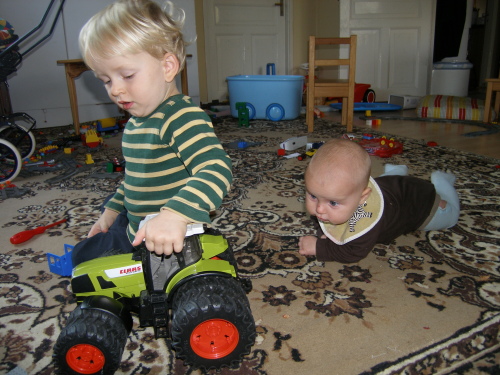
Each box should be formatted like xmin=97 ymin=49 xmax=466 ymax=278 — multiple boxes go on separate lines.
xmin=52 ymin=222 xmax=256 ymax=374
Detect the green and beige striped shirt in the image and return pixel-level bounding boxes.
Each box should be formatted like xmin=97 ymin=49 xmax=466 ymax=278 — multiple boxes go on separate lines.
xmin=105 ymin=94 xmax=232 ymax=242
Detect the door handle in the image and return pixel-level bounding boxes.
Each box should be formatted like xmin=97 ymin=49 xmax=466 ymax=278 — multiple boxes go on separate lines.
xmin=275 ymin=0 xmax=284 ymax=16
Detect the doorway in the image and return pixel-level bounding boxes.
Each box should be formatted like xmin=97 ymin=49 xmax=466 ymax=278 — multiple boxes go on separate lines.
xmin=468 ymin=0 xmax=500 ymax=92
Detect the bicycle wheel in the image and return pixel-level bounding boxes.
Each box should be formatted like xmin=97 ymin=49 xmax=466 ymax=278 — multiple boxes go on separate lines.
xmin=0 ymin=138 xmax=22 ymax=183
xmin=0 ymin=124 xmax=36 ymax=160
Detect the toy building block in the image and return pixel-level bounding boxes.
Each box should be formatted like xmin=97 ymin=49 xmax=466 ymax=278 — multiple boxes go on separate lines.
xmin=224 ymin=140 xmax=263 ymax=149
xmin=297 ymin=148 xmax=318 ymax=161
xmin=236 ymin=102 xmax=250 ymax=127
xmin=96 ymin=117 xmax=120 ymax=132
xmin=84 ymin=129 xmax=103 ymax=148
xmin=39 ymin=145 xmax=58 ymax=155
xmin=47 ymin=244 xmax=74 ymax=276
xmin=85 ymin=153 xmax=94 ymax=164
xmin=366 ymin=118 xmax=382 ymax=126
xmin=112 ymin=157 xmax=124 ymax=171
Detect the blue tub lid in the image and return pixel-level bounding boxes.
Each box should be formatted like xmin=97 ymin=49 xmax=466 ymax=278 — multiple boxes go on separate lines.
xmin=433 ymin=61 xmax=473 ymax=70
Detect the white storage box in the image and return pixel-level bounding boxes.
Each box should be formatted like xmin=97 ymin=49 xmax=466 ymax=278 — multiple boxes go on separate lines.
xmin=388 ymin=95 xmax=421 ymax=109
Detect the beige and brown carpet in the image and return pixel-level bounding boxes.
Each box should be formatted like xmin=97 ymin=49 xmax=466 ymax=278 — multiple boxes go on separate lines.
xmin=1 ymin=115 xmax=499 ymax=375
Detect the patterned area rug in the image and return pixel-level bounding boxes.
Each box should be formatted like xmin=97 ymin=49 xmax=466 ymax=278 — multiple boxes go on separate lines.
xmin=1 ymin=116 xmax=499 ymax=375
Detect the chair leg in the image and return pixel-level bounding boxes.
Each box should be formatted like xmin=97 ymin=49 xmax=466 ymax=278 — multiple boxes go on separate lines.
xmin=494 ymin=92 xmax=500 ymax=122
xmin=340 ymin=97 xmax=347 ymax=127
xmin=306 ymin=89 xmax=315 ymax=132
xmin=346 ymin=95 xmax=354 ymax=132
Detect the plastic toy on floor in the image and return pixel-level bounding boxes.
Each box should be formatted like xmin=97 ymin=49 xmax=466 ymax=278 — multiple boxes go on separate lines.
xmin=358 ymin=136 xmax=403 ymax=158
xmin=96 ymin=117 xmax=120 ymax=132
xmin=47 ymin=244 xmax=74 ymax=277
xmin=82 ymin=129 xmax=103 ymax=148
xmin=10 ymin=218 xmax=67 ymax=244
xmin=236 ymin=102 xmax=250 ymax=127
xmin=325 ymin=83 xmax=376 ymax=104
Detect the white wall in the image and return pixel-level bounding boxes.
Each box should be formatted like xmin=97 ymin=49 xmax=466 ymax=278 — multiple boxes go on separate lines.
xmin=1 ymin=0 xmax=199 ymax=129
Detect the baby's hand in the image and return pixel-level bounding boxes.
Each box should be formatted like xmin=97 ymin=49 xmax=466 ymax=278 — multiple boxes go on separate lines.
xmin=88 ymin=209 xmax=119 ymax=238
xmin=298 ymin=235 xmax=318 ymax=257
xmin=132 ymin=210 xmax=189 ymax=256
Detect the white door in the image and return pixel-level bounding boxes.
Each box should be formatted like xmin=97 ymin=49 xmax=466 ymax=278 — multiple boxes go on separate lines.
xmin=340 ymin=0 xmax=435 ymax=100
xmin=204 ymin=0 xmax=289 ymax=102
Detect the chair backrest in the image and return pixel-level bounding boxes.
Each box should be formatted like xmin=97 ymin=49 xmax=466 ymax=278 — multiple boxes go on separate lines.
xmin=306 ymin=35 xmax=357 ymax=133
xmin=308 ymin=35 xmax=357 ymax=84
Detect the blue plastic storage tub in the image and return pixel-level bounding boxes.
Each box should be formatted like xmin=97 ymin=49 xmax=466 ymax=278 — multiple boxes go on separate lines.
xmin=227 ymin=74 xmax=304 ymax=121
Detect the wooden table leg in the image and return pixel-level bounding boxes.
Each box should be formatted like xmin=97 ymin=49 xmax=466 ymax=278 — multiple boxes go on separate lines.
xmin=57 ymin=59 xmax=90 ymax=135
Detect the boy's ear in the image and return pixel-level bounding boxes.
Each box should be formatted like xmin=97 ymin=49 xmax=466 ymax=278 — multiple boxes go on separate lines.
xmin=359 ymin=186 xmax=372 ymax=204
xmin=162 ymin=53 xmax=180 ymax=83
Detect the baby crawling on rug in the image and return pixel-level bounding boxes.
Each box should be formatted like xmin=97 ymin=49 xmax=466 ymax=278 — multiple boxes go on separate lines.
xmin=298 ymin=139 xmax=460 ymax=263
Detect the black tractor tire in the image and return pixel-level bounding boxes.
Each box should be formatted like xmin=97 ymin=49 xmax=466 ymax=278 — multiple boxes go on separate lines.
xmin=53 ymin=305 xmax=129 ymax=375
xmin=170 ymin=275 xmax=256 ymax=370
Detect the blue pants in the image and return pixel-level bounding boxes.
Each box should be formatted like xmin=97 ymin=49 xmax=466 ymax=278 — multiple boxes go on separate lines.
xmin=71 ymin=195 xmax=134 ymax=267
xmin=422 ymin=171 xmax=460 ymax=230
xmin=381 ymin=165 xmax=459 ymax=231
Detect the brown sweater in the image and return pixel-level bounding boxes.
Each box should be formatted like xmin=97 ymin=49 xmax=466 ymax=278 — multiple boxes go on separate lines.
xmin=315 ymin=176 xmax=439 ymax=263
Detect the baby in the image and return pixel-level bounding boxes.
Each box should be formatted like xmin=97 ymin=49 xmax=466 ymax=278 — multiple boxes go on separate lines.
xmin=298 ymin=138 xmax=460 ymax=263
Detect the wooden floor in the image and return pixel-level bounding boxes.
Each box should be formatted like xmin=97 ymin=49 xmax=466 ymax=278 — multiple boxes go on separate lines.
xmin=323 ymin=109 xmax=500 ymax=159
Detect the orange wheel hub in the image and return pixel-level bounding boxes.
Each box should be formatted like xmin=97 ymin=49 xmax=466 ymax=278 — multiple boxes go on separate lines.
xmin=66 ymin=344 xmax=105 ymax=374
xmin=190 ymin=319 xmax=239 ymax=359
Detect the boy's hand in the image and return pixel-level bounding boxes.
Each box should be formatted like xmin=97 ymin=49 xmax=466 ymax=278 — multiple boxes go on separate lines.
xmin=298 ymin=235 xmax=318 ymax=257
xmin=88 ymin=209 xmax=119 ymax=238
xmin=132 ymin=210 xmax=189 ymax=256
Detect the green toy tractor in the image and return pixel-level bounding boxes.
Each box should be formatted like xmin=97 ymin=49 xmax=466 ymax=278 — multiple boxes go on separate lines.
xmin=52 ymin=223 xmax=256 ymax=374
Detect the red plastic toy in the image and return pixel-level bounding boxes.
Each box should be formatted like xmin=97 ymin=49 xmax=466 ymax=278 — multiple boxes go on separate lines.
xmin=358 ymin=136 xmax=403 ymax=158
xmin=327 ymin=83 xmax=376 ymax=103
xmin=10 ymin=218 xmax=67 ymax=244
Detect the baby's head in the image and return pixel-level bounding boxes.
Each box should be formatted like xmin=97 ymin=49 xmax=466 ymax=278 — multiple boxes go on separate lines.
xmin=304 ymin=139 xmax=372 ymax=225
xmin=79 ymin=0 xmax=186 ymax=70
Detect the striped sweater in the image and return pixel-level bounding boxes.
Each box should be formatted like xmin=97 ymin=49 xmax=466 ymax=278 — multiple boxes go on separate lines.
xmin=105 ymin=94 xmax=232 ymax=242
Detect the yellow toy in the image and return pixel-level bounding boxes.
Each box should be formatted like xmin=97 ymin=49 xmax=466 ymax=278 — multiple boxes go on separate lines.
xmin=96 ymin=117 xmax=120 ymax=132
xmin=84 ymin=129 xmax=103 ymax=148
xmin=85 ymin=154 xmax=94 ymax=164
xmin=39 ymin=145 xmax=58 ymax=155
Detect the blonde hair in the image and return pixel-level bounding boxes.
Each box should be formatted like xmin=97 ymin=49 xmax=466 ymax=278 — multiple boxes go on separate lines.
xmin=307 ymin=139 xmax=371 ymax=189
xmin=79 ymin=0 xmax=186 ymax=70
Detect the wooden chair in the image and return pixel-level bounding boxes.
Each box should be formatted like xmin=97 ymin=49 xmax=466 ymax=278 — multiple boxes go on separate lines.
xmin=306 ymin=35 xmax=357 ymax=133
xmin=483 ymin=75 xmax=500 ymax=123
